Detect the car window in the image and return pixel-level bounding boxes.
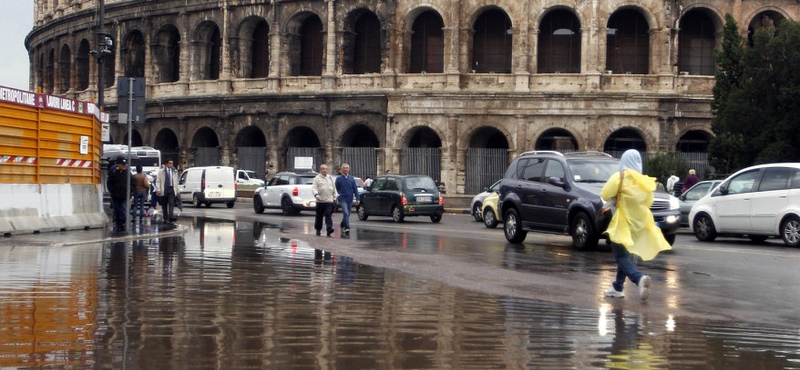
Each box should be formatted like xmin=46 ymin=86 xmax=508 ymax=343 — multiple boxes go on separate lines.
xmin=245 ymin=170 xmax=257 ymax=179
xmin=297 ymin=176 xmax=315 ymax=185
xmin=519 ymin=158 xmax=546 ymax=182
xmin=267 ymin=176 xmax=278 ymax=186
xmin=567 ymin=160 xmax=618 ymax=183
xmin=355 ymin=178 xmax=364 ymax=187
xmin=757 ymin=167 xmax=791 ymax=192
xmin=384 ymin=177 xmax=399 ymax=191
xmin=238 ymin=171 xmax=247 ymax=179
xmin=726 ymin=170 xmax=759 ymax=195
xmin=179 ymin=172 xmax=187 ymax=185
xmin=543 ymin=160 xmax=566 ymax=181
xmin=373 ymin=177 xmax=387 ymax=190
xmin=275 ymin=175 xmax=290 ymax=186
xmin=404 ymin=176 xmax=437 ymax=191
xmin=489 ymin=180 xmax=501 ymax=192
xmin=684 ymin=182 xmax=711 ymax=201
xmin=791 ymin=170 xmax=800 ymax=189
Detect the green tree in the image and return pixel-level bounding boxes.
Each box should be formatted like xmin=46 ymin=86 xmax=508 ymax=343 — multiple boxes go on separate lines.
xmin=645 ymin=152 xmax=689 ymax=187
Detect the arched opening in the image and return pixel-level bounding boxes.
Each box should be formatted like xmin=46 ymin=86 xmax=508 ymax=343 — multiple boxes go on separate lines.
xmin=123 ymin=129 xmax=144 ymax=147
xmin=604 ymin=128 xmax=646 ymax=157
xmin=677 ymin=130 xmax=713 ymax=180
xmin=678 ymin=9 xmax=716 ymax=76
xmin=58 ymin=44 xmax=71 ymax=93
xmin=748 ymin=11 xmax=785 ymax=45
xmin=154 ymin=128 xmax=180 ymax=165
xmin=296 ymin=15 xmax=324 ymax=76
xmin=154 ymin=24 xmax=181 ymax=83
xmin=466 ymin=127 xmax=509 ymax=193
xmin=538 ymin=9 xmax=581 ymax=73
xmin=251 ymin=20 xmax=270 ymax=78
xmin=77 ymin=39 xmax=90 ymax=90
xmin=606 ymin=8 xmax=649 ymax=74
xmin=471 ymin=8 xmax=512 ymax=73
xmin=103 ymin=46 xmax=115 ymax=88
xmin=343 ymin=10 xmax=381 ymax=74
xmin=409 ymin=10 xmax=444 ymax=73
xmin=192 ymin=127 xmax=221 ymax=166
xmin=402 ymin=126 xmax=441 ymax=181
xmin=535 ymin=128 xmax=578 ymax=152
xmin=123 ymin=30 xmax=146 ymax=78
xmin=235 ymin=126 xmax=267 ymax=179
xmin=341 ymin=124 xmax=379 ymax=179
xmin=195 ymin=22 xmax=222 ymax=80
xmin=46 ymin=48 xmax=55 ymax=93
xmin=285 ymin=126 xmax=323 ymax=171
xmin=37 ymin=52 xmax=44 ymax=92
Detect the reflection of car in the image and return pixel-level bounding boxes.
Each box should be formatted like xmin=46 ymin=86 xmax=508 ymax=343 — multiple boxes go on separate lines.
xmin=357 ymin=174 xmax=444 ymax=223
xmin=470 ymin=180 xmax=501 ymax=222
xmin=253 ymin=172 xmax=317 ymax=215
xmin=482 ymin=192 xmax=501 ymax=228
xmin=498 ymin=151 xmax=680 ymax=250
xmin=689 ymin=163 xmax=800 ymax=246
xmin=678 ymin=180 xmax=722 ymax=226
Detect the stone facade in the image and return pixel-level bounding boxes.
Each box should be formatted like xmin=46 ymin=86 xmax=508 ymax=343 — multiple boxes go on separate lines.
xmin=25 ymin=0 xmax=799 ymax=194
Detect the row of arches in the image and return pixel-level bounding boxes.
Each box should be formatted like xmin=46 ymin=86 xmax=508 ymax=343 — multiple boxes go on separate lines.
xmin=33 ymin=5 xmax=788 ymax=93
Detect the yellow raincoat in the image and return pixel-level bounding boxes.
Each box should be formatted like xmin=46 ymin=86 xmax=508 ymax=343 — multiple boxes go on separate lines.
xmin=600 ymin=169 xmax=672 ymax=261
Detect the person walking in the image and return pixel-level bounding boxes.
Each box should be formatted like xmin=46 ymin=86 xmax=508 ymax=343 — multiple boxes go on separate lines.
xmin=312 ymin=164 xmax=338 ymax=236
xmin=131 ymin=165 xmax=149 ymax=223
xmin=157 ymin=158 xmax=179 ymax=224
xmin=681 ymin=169 xmax=700 ymax=194
xmin=335 ymin=163 xmax=360 ymax=234
xmin=601 ymin=149 xmax=672 ymax=301
xmin=107 ymin=157 xmax=132 ymax=231
xmin=666 ymin=171 xmax=679 ymax=194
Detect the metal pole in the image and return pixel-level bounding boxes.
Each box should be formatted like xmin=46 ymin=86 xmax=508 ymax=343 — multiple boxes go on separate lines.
xmin=126 ymin=78 xmax=134 ymax=231
xmin=97 ymin=0 xmax=106 ymax=109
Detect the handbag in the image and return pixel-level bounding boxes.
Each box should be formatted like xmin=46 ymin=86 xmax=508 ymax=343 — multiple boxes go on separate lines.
xmin=597 ymin=170 xmax=624 ymax=233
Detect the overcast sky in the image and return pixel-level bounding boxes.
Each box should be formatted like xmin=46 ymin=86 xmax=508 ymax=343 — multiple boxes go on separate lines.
xmin=1 ymin=1 xmax=34 ymax=91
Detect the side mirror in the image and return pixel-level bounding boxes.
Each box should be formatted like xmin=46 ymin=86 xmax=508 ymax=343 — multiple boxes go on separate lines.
xmin=483 ymin=186 xmax=490 ymax=192
xmin=679 ymin=194 xmax=686 ymax=201
xmin=718 ymin=185 xmax=729 ymax=195
xmin=548 ymin=176 xmax=565 ymax=188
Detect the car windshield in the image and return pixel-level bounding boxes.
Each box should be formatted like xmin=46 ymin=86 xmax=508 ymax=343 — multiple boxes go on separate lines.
xmin=403 ymin=176 xmax=437 ymax=191
xmin=296 ymin=176 xmax=315 ymax=185
xmin=567 ymin=160 xmax=619 ymax=183
xmin=355 ymin=178 xmax=364 ymax=187
xmin=245 ymin=170 xmax=257 ymax=179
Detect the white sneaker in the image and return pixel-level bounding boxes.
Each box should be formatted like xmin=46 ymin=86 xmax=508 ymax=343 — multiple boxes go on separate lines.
xmin=604 ymin=285 xmax=625 ymax=298
xmin=638 ymin=275 xmax=652 ymax=301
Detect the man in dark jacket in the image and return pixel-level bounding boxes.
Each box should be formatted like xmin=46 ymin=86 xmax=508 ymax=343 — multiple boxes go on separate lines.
xmin=107 ymin=158 xmax=132 ymax=231
xmin=334 ymin=163 xmax=360 ymax=234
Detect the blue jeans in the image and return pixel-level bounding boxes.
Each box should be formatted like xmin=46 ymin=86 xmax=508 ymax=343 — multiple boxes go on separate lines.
xmin=339 ymin=199 xmax=353 ymax=229
xmin=611 ymin=243 xmax=643 ymax=292
xmin=111 ymin=198 xmax=128 ymax=227
xmin=132 ymin=191 xmax=146 ymax=222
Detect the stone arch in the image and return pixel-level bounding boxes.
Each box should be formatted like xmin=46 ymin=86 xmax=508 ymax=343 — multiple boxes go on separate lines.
xmin=154 ymin=128 xmax=180 ymax=165
xmin=464 ymin=126 xmax=510 ymax=193
xmin=341 ymin=124 xmax=380 ymax=147
xmin=606 ymin=7 xmax=650 ymax=74
xmin=284 ymin=126 xmax=321 ymax=147
xmin=45 ymin=47 xmax=55 ymax=93
xmin=235 ymin=16 xmax=270 ymax=78
xmin=746 ymin=9 xmax=787 ymax=45
xmin=538 ymin=7 xmax=582 ymax=73
xmin=123 ymin=129 xmax=144 ymax=147
xmin=235 ymin=126 xmax=268 ymax=179
xmin=58 ymin=43 xmax=71 ymax=93
xmin=152 ymin=23 xmax=181 ymax=83
xmin=603 ymin=127 xmax=647 ymax=155
xmin=403 ymin=125 xmax=443 ymax=148
xmin=285 ymin=12 xmax=325 ymax=76
xmin=470 ymin=6 xmax=513 ymax=73
xmin=192 ymin=127 xmax=220 ymax=147
xmin=122 ymin=29 xmax=146 ymax=78
xmin=467 ymin=126 xmax=510 ymax=149
xmin=405 ymin=8 xmax=445 ymax=74
xmin=535 ymin=128 xmax=579 ymax=151
xmin=76 ymin=39 xmax=90 ymax=90
xmin=677 ymin=6 xmax=724 ymax=76
xmin=192 ymin=126 xmax=221 ymax=167
xmin=192 ymin=21 xmax=222 ymax=80
xmin=342 ymin=8 xmax=383 ymax=74
xmin=676 ymin=129 xmax=712 ymax=152
xmin=235 ymin=125 xmax=267 ymax=147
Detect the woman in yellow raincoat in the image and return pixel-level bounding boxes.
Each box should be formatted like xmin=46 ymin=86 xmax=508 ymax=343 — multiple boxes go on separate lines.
xmin=600 ymin=149 xmax=671 ymax=301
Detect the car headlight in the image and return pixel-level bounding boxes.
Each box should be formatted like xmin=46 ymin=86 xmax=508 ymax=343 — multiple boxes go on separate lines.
xmin=669 ymin=195 xmax=680 ymax=210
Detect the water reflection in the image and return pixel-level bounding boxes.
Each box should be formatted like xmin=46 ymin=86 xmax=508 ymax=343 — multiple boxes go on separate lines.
xmin=0 ymin=221 xmax=799 ymax=369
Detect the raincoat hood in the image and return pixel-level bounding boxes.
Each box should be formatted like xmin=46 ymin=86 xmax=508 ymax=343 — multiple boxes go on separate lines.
xmin=619 ymin=149 xmax=642 ymax=173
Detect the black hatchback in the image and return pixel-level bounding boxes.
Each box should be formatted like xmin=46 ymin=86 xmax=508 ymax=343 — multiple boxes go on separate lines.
xmin=357 ymin=175 xmax=444 ymax=223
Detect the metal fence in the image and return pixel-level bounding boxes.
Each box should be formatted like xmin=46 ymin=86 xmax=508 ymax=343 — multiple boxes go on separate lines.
xmin=680 ymin=152 xmax=714 ymax=179
xmin=287 ymin=147 xmax=324 ymax=172
xmin=401 ymin=148 xmax=441 ymax=180
xmin=465 ymin=148 xmax=508 ymax=194
xmin=195 ymin=147 xmax=220 ymax=167
xmin=237 ymin=147 xmax=266 ymax=179
xmin=341 ymin=147 xmax=377 ymax=180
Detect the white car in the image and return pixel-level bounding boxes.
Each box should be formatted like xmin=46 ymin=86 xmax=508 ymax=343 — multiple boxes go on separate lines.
xmin=253 ymin=172 xmax=317 ymax=215
xmin=689 ymin=163 xmax=800 ymax=246
xmin=236 ymin=169 xmax=265 ymax=188
xmin=469 ymin=180 xmax=501 ymax=222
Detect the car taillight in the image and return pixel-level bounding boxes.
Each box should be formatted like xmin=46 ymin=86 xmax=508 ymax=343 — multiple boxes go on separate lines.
xmin=439 ymin=196 xmax=444 ymax=205
xmin=292 ymin=187 xmax=299 ymax=196
xmin=401 ymin=193 xmax=407 ymax=205
xmin=201 ymin=174 xmax=205 ymax=191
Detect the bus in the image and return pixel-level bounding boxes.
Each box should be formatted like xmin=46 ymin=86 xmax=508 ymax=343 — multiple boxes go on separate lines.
xmin=102 ymin=144 xmax=162 ymax=174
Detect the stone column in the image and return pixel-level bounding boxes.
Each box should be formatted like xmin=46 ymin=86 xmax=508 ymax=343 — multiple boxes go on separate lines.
xmin=444 ymin=1 xmax=461 ymax=90
xmin=322 ymin=0 xmax=337 ymax=90
xmin=220 ymin=2 xmax=232 ymax=80
xmin=514 ymin=4 xmax=530 ymax=92
xmin=652 ymin=28 xmax=672 ymax=75
xmin=179 ymin=12 xmax=191 ymax=82
xmin=513 ymin=115 xmax=528 ymax=158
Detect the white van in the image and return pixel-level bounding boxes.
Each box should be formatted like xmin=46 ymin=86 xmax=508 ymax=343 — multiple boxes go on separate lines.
xmin=178 ymin=166 xmax=237 ymax=208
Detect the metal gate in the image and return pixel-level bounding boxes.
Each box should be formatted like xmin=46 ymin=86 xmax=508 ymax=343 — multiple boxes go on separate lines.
xmin=401 ymin=148 xmax=440 ymax=181
xmin=465 ymin=148 xmax=508 ymax=194
xmin=287 ymin=147 xmax=324 ymax=172
xmin=195 ymin=147 xmax=220 ymax=167
xmin=237 ymin=147 xmax=266 ymax=179
xmin=341 ymin=147 xmax=377 ymax=180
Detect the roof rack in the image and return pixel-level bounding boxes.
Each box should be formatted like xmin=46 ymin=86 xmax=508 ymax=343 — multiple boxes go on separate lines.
xmin=564 ymin=151 xmax=613 ymax=158
xmin=519 ymin=150 xmax=565 ymax=157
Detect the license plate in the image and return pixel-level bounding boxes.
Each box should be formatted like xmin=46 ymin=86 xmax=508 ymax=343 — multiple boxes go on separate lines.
xmin=208 ymin=192 xmax=221 ymax=198
xmin=417 ymin=196 xmax=431 ymax=203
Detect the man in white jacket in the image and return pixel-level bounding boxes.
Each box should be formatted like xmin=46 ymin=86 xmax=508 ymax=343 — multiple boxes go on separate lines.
xmin=157 ymin=159 xmax=179 ymax=223
xmin=312 ymin=164 xmax=338 ymax=236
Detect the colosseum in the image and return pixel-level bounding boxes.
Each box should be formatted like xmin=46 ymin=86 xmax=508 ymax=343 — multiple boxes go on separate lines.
xmin=25 ymin=0 xmax=798 ymax=196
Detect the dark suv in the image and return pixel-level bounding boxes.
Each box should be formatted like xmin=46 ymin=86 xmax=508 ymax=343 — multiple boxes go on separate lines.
xmin=498 ymin=151 xmax=680 ymax=249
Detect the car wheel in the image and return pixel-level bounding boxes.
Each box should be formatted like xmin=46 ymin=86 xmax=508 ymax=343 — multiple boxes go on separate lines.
xmin=281 ymin=197 xmax=294 ymax=216
xmin=503 ymin=208 xmax=527 ymax=243
xmin=472 ymin=203 xmax=483 ymax=222
xmin=781 ymin=216 xmax=800 ymax=247
xmin=253 ymin=196 xmax=264 ymax=214
xmin=226 ymin=200 xmax=235 ymax=208
xmin=693 ymin=213 xmax=717 ymax=242
xmin=665 ymin=233 xmax=676 ymax=245
xmin=748 ymin=235 xmax=768 ymax=243
xmin=357 ymin=205 xmax=368 ymax=221
xmin=192 ymin=195 xmax=200 ymax=208
xmin=571 ymin=212 xmax=599 ymax=250
xmin=392 ymin=205 xmax=404 ymax=223
xmin=483 ymin=208 xmax=498 ymax=228
xmin=430 ymin=214 xmax=442 ymax=223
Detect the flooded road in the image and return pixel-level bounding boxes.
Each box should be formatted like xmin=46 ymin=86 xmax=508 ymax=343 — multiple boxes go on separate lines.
xmin=1 ymin=219 xmax=799 ymax=369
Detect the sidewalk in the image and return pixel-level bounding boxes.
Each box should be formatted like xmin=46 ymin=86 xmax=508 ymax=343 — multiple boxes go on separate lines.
xmin=0 ymin=220 xmax=187 ymax=248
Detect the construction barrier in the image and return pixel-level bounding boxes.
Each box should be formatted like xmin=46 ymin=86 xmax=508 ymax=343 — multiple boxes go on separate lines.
xmin=0 ymin=85 xmax=109 ymax=234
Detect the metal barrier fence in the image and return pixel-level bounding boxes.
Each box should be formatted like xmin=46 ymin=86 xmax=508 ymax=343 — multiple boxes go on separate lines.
xmin=341 ymin=147 xmax=377 ymax=180
xmin=465 ymin=148 xmax=507 ymax=194
xmin=237 ymin=147 xmax=266 ymax=179
xmin=401 ymin=147 xmax=441 ymax=181
xmin=287 ymin=147 xmax=324 ymax=172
